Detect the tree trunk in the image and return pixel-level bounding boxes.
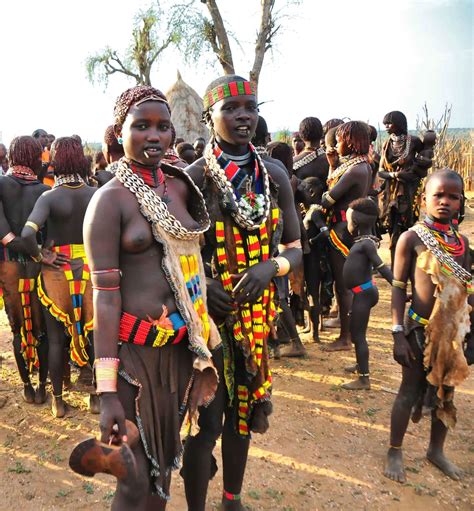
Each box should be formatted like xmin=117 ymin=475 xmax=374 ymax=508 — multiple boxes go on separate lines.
xmin=250 ymin=0 xmax=275 ymax=90
xmin=204 ymin=0 xmax=235 ymax=75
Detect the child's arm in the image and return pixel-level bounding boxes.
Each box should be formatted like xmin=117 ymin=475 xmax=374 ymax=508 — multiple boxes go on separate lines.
xmin=363 ymin=241 xmax=393 ymax=285
xmin=391 ymin=232 xmax=416 ymax=367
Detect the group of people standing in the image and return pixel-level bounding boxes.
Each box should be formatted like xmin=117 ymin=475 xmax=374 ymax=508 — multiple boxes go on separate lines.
xmin=0 ymin=74 xmax=472 ymax=510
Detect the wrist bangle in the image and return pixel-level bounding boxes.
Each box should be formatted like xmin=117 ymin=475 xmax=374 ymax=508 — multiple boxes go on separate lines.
xmin=320 ymin=226 xmax=328 ymax=233
xmin=391 ymin=324 xmax=404 ymax=334
xmin=94 ymin=357 xmax=120 ymax=393
xmin=31 ymin=252 xmax=43 ymax=263
xmin=375 ymin=262 xmax=385 ymax=269
xmin=1 ymin=232 xmax=15 ymax=246
xmin=269 ymin=258 xmax=280 ymax=276
xmin=271 ymin=256 xmax=291 ymax=277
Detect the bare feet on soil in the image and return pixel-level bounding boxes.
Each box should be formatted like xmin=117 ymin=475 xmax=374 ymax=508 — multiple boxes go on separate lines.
xmin=280 ymin=339 xmax=308 ymax=358
xmin=341 ymin=376 xmax=370 ymax=390
xmin=427 ymin=448 xmax=464 ymax=480
xmin=322 ymin=339 xmax=352 ymax=352
xmin=52 ymin=395 xmax=66 ymax=418
xmin=34 ymin=383 xmax=47 ymax=404
xmin=343 ymin=363 xmax=359 ymax=373
xmin=22 ymin=383 xmax=35 ymax=403
xmin=384 ymin=447 xmax=406 ymax=483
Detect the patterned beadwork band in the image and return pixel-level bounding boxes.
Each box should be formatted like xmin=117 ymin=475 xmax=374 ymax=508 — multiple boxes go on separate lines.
xmin=203 ymin=80 xmax=257 ymax=110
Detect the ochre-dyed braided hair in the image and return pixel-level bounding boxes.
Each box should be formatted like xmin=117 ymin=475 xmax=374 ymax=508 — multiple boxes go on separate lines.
xmin=114 ymin=85 xmax=170 ymax=126
xmin=336 ymin=121 xmax=370 ymax=155
xmin=51 ymin=137 xmax=89 ymax=176
xmin=8 ymin=136 xmax=43 ymax=174
xmin=103 ymin=125 xmax=123 ymax=155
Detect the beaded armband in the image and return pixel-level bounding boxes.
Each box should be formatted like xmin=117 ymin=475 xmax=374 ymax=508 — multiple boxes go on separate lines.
xmin=91 ymin=268 xmax=121 ymax=291
xmin=322 ymin=191 xmax=336 ymax=206
xmin=25 ymin=221 xmax=39 ymax=232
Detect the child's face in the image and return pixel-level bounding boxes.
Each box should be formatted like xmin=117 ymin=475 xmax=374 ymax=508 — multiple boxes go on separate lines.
xmin=346 ymin=208 xmax=356 ymax=234
xmin=423 ymin=176 xmax=462 ymax=222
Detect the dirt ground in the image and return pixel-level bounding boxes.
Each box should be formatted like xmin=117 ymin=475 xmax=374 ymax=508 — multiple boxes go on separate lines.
xmin=1 ymin=207 xmax=473 ymax=510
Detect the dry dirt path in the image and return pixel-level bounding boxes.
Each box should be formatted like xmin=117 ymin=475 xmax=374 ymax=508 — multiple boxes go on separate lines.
xmin=1 ymin=210 xmax=473 ymax=510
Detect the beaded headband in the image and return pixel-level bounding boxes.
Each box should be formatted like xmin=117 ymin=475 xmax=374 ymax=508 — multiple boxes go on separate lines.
xmin=203 ymin=81 xmax=257 ymax=110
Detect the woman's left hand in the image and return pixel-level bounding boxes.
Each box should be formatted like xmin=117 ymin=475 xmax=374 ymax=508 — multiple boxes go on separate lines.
xmin=232 ymin=260 xmax=276 ymax=305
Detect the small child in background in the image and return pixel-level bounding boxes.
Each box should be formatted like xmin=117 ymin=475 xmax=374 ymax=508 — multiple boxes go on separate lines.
xmin=341 ymin=198 xmax=393 ymax=390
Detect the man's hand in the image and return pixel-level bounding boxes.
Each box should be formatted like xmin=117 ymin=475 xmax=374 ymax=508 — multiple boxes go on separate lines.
xmin=393 ymin=332 xmax=416 ymax=368
xmin=206 ymin=277 xmax=235 ymax=320
xmin=232 ymin=260 xmax=276 ymax=305
xmin=41 ymin=240 xmax=69 ymax=268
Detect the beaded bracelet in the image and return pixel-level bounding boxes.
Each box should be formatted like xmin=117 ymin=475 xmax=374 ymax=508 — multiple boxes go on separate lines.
xmin=95 ymin=357 xmax=120 ymax=393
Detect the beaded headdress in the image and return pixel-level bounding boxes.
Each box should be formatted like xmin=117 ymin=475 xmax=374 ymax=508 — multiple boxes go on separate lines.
xmin=203 ymin=80 xmax=257 ymax=110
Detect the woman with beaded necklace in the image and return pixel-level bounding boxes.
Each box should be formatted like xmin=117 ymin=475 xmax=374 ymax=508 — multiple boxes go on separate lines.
xmin=21 ymin=137 xmax=97 ymax=418
xmin=321 ymin=121 xmax=372 ymax=352
xmin=82 ymin=85 xmax=219 ymax=509
xmin=378 ymin=111 xmax=434 ymax=265
xmin=183 ymin=75 xmax=302 ymax=511
xmin=0 ymin=136 xmax=51 ymax=405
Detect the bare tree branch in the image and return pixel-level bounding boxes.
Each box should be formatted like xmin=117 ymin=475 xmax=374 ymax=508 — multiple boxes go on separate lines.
xmin=202 ymin=0 xmax=235 ymax=74
xmin=250 ymin=0 xmax=276 ymax=88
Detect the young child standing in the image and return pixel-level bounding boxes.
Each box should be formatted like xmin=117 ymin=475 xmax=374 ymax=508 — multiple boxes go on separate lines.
xmin=341 ymin=198 xmax=393 ymax=390
xmin=384 ymin=169 xmax=473 ymax=483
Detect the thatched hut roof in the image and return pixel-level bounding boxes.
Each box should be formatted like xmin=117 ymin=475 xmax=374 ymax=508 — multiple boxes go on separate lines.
xmin=166 ymin=71 xmax=209 ymax=144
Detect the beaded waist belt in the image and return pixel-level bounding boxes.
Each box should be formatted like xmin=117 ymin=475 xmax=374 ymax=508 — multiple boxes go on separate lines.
xmin=408 ymin=306 xmax=429 ymax=326
xmin=52 ymin=244 xmax=86 ymax=259
xmin=119 ymin=311 xmax=187 ymax=348
xmin=331 ymin=209 xmax=347 ymax=224
xmin=351 ymin=279 xmax=376 ymax=294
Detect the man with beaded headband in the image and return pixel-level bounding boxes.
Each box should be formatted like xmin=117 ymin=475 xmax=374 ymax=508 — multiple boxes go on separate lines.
xmin=183 ymin=75 xmax=302 ymax=511
xmin=81 ymin=85 xmax=219 ymax=509
xmin=384 ymin=169 xmax=473 ymax=484
xmin=21 ymin=137 xmax=97 ymax=418
xmin=378 ymin=111 xmax=436 ymax=264
xmin=321 ymin=121 xmax=372 ymax=351
xmin=0 ymin=136 xmax=54 ymax=405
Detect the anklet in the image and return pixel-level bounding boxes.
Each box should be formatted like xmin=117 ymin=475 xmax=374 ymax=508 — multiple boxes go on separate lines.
xmin=389 ymin=445 xmax=402 ymax=449
xmin=223 ymin=490 xmax=241 ymax=501
xmin=358 ymin=373 xmax=370 ymax=377
xmin=53 ymin=393 xmax=63 ymax=398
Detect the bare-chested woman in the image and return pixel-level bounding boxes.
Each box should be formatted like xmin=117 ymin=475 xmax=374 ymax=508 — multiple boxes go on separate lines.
xmin=321 ymin=121 xmax=372 ymax=351
xmin=21 ymin=137 xmax=97 ymax=418
xmin=83 ymin=85 xmax=219 ymax=510
xmin=0 ymin=136 xmax=52 ymax=403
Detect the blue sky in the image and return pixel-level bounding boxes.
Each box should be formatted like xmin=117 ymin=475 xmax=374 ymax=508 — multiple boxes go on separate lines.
xmin=0 ymin=0 xmax=472 ymax=144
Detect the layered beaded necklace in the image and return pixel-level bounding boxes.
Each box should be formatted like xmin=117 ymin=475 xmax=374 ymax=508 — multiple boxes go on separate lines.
xmin=422 ymin=215 xmax=464 ymax=257
xmin=354 ymin=234 xmax=380 ymax=248
xmin=205 ymin=142 xmax=270 ymax=231
xmin=293 ymin=147 xmax=325 ymax=171
xmin=412 ymin=222 xmax=471 ymax=289
xmin=53 ymin=173 xmax=85 ymax=189
xmin=388 ymin=133 xmax=412 ymax=165
xmin=327 ymin=155 xmax=368 ymax=190
xmin=7 ymin=165 xmax=38 ymax=182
